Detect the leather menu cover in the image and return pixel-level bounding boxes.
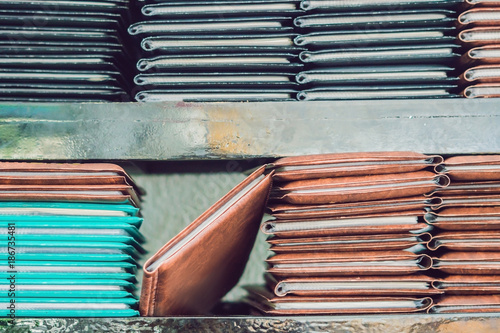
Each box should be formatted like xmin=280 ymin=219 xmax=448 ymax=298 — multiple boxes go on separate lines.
xmin=268 ymin=232 xmax=431 ymax=253
xmin=459 ymin=27 xmax=500 ymax=46
xmin=460 ymin=45 xmax=500 ymax=66
xmin=460 ymin=65 xmax=500 ymax=84
xmin=463 ymin=83 xmax=500 ymax=98
xmin=431 ymin=180 xmax=500 ymax=196
xmin=262 ymin=210 xmax=430 ymax=238
xmin=425 ymin=207 xmax=500 ymax=231
xmin=0 ymin=184 xmax=140 ymax=207
xmin=433 ymin=275 xmax=500 ymax=295
xmin=266 ymin=250 xmax=433 ymax=277
xmin=244 ymin=285 xmax=433 ymax=315
xmin=458 ymin=8 xmax=500 ymax=27
xmin=266 ymin=274 xmax=442 ymax=297
xmin=0 ymin=162 xmax=141 ymax=192
xmin=268 ymin=151 xmax=443 ymax=182
xmin=436 ymin=155 xmax=500 ymax=181
xmin=428 ymin=231 xmax=500 ymax=251
xmin=270 ymin=171 xmax=448 ymax=205
xmin=430 ymin=194 xmax=500 ymax=210
xmin=267 ymin=196 xmax=430 ymax=220
xmin=139 ymin=166 xmax=272 ymax=316
xmin=433 ymin=252 xmax=500 ymax=275
xmin=429 ymin=295 xmax=500 ymax=314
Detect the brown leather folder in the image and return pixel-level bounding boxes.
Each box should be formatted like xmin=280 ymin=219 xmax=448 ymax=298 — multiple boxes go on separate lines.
xmin=269 ymin=171 xmax=449 ymax=205
xmin=436 ymin=155 xmax=500 ymax=181
xmin=268 ymin=152 xmax=442 ymax=182
xmin=431 ymin=180 xmax=500 ymax=196
xmin=266 ymin=274 xmax=442 ymax=297
xmin=139 ymin=166 xmax=273 ymax=316
xmin=0 ymin=162 xmax=143 ymax=194
xmin=266 ymin=250 xmax=433 ymax=277
xmin=458 ymin=8 xmax=500 ymax=27
xmin=428 ymin=231 xmax=500 ymax=251
xmin=460 ymin=45 xmax=500 ymax=66
xmin=262 ymin=210 xmax=430 ymax=238
xmin=267 ymin=196 xmax=430 ymax=220
xmin=429 ymin=295 xmax=500 ymax=314
xmin=430 ymin=194 xmax=500 ymax=210
xmin=244 ymin=285 xmax=433 ymax=315
xmin=0 ymin=184 xmax=141 ymax=207
xmin=462 ymin=82 xmax=500 ymax=98
xmin=268 ymin=232 xmax=431 ymax=253
xmin=433 ymin=275 xmax=500 ymax=295
xmin=459 ymin=27 xmax=500 ymax=47
xmin=460 ymin=65 xmax=500 ymax=84
xmin=425 ymin=207 xmax=500 ymax=231
xmin=433 ymin=251 xmax=500 ymax=275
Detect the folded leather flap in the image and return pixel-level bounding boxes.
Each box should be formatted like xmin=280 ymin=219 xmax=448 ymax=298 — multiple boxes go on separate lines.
xmin=437 ymin=251 xmax=500 ymax=261
xmin=434 ymin=295 xmax=500 ymax=307
xmin=269 ymin=152 xmax=442 ymax=181
xmin=432 ymin=194 xmax=500 ymax=209
xmin=459 ymin=8 xmax=500 ymax=26
xmin=426 ymin=206 xmax=500 ymax=219
xmin=140 ymin=166 xmax=273 ymax=316
xmin=438 ymin=275 xmax=500 ymax=284
xmin=268 ymin=232 xmax=431 ymax=245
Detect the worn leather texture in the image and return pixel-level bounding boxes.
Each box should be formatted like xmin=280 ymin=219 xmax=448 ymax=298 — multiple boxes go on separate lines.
xmin=429 ymin=231 xmax=500 ymax=251
xmin=268 ymin=232 xmax=431 ymax=253
xmin=269 ymin=152 xmax=442 ymax=182
xmin=433 ymin=251 xmax=500 ymax=275
xmin=430 ymin=295 xmax=500 ymax=313
xmin=267 ymin=196 xmax=430 ymax=219
xmin=244 ymin=285 xmax=433 ymax=315
xmin=433 ymin=275 xmax=500 ymax=295
xmin=270 ymin=171 xmax=448 ymax=205
xmin=438 ymin=155 xmax=500 ymax=181
xmin=425 ymin=207 xmax=500 ymax=231
xmin=266 ymin=250 xmax=432 ymax=277
xmin=139 ymin=167 xmax=273 ymax=316
xmin=266 ymin=274 xmax=441 ymax=297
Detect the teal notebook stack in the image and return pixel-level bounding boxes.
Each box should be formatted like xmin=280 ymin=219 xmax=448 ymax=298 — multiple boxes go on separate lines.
xmin=0 ymin=162 xmax=145 ymax=318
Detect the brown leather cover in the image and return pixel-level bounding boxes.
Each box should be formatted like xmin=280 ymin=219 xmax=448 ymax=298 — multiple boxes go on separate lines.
xmin=0 ymin=184 xmax=140 ymax=206
xmin=0 ymin=162 xmax=143 ymax=194
xmin=270 ymin=171 xmax=448 ymax=205
xmin=433 ymin=252 xmax=500 ymax=275
xmin=267 ymin=196 xmax=430 ymax=220
xmin=430 ymin=194 xmax=500 ymax=210
xmin=431 ymin=180 xmax=500 ymax=196
xmin=460 ymin=65 xmax=500 ymax=84
xmin=460 ymin=45 xmax=500 ymax=67
xmin=269 ymin=152 xmax=442 ymax=182
xmin=425 ymin=207 xmax=500 ymax=231
xmin=266 ymin=250 xmax=432 ymax=277
xmin=262 ymin=210 xmax=428 ymax=238
xmin=266 ymin=274 xmax=441 ymax=297
xmin=459 ymin=8 xmax=500 ymax=27
xmin=429 ymin=231 xmax=500 ymax=251
xmin=433 ymin=275 xmax=500 ymax=295
xmin=459 ymin=27 xmax=500 ymax=47
xmin=245 ymin=285 xmax=433 ymax=314
xmin=268 ymin=233 xmax=431 ymax=253
xmin=462 ymin=83 xmax=500 ymax=98
xmin=437 ymin=155 xmax=500 ymax=181
xmin=429 ymin=295 xmax=500 ymax=314
xmin=465 ymin=0 xmax=500 ymax=6
xmin=139 ymin=167 xmax=273 ymax=316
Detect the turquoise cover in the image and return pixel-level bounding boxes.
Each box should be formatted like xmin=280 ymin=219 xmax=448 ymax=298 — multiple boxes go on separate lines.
xmin=0 ymin=215 xmax=143 ymax=228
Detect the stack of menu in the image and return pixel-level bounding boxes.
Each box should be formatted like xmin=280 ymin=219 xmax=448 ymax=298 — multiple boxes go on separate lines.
xmin=426 ymin=155 xmax=500 ymax=313
xmin=244 ymin=152 xmax=447 ymax=314
xmin=458 ymin=2 xmax=500 ymax=98
xmin=129 ymin=0 xmax=303 ymax=102
xmin=293 ymin=0 xmax=461 ymax=100
xmin=0 ymin=0 xmax=133 ymax=102
xmin=0 ymin=162 xmax=144 ymax=317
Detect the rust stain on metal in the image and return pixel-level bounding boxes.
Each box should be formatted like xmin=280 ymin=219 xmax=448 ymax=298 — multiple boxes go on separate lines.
xmin=206 ymin=106 xmax=252 ymax=155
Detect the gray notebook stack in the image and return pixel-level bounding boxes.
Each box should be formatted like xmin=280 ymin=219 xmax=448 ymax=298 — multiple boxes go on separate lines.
xmin=294 ymin=0 xmax=461 ymax=100
xmin=0 ymin=0 xmax=134 ymax=102
xmin=129 ymin=0 xmax=303 ymax=102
